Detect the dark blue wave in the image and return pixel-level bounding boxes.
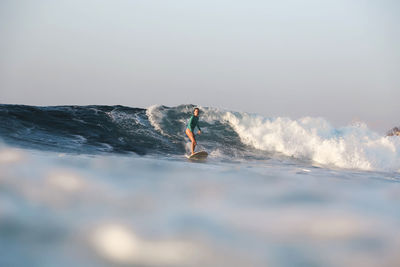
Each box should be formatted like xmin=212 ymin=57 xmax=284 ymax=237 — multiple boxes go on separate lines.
xmin=0 ymin=104 xmax=249 ymax=157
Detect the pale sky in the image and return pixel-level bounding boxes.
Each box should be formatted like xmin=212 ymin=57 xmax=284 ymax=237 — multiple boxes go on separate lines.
xmin=0 ymin=0 xmax=399 ymax=132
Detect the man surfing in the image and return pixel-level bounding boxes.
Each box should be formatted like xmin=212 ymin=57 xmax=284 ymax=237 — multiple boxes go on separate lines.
xmin=185 ymin=107 xmax=201 ymax=155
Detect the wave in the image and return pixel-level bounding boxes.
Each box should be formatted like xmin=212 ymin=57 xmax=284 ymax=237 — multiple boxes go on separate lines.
xmin=224 ymin=112 xmax=400 ymax=171
xmin=0 ymin=104 xmax=399 ymax=171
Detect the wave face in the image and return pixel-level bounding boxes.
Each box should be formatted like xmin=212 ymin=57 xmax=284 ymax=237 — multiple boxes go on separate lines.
xmin=1 ymin=104 xmax=399 ymax=171
xmin=0 ymin=105 xmax=174 ymax=155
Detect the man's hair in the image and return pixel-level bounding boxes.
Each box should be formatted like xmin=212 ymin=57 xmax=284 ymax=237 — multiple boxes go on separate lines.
xmin=193 ymin=107 xmax=199 ymax=113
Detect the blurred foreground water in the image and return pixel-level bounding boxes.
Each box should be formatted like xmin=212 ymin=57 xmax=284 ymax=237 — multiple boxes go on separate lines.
xmin=1 ymin=146 xmax=400 ymax=267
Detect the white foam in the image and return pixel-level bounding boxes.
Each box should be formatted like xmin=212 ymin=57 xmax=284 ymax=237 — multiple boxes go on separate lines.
xmin=146 ymin=105 xmax=168 ymax=136
xmin=222 ymin=111 xmax=400 ymax=171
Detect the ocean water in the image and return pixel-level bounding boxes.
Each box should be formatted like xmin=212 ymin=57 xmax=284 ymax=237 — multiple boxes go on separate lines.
xmin=1 ymin=104 xmax=400 ymax=266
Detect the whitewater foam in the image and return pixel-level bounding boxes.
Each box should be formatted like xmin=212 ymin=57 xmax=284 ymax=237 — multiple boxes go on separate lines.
xmin=146 ymin=105 xmax=169 ymax=137
xmin=222 ymin=111 xmax=400 ymax=171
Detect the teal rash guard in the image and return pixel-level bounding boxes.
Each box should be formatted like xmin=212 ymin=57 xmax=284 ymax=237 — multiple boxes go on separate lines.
xmin=187 ymin=115 xmax=201 ymax=132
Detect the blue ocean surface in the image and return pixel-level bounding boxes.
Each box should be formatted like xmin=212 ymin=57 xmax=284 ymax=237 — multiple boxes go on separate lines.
xmin=0 ymin=104 xmax=400 ymax=266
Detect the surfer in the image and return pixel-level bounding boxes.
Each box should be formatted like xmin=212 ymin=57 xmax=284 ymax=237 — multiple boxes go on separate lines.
xmin=186 ymin=107 xmax=202 ymax=155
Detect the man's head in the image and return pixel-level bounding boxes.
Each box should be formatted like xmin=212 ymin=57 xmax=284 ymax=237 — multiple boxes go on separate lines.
xmin=193 ymin=108 xmax=199 ymax=116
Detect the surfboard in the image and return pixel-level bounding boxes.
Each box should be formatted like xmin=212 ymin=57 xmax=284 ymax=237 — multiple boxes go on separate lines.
xmin=186 ymin=151 xmax=208 ymax=160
